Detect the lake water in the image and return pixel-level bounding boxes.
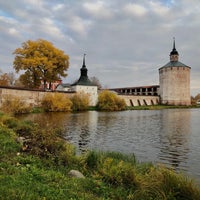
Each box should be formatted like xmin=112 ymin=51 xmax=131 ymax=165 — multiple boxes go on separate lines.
xmin=18 ymin=109 xmax=200 ymax=183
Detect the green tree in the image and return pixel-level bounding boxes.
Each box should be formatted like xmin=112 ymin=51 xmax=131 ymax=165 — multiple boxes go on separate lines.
xmin=13 ymin=39 xmax=69 ymax=89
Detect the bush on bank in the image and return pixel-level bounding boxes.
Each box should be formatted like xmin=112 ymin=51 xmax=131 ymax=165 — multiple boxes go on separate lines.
xmin=70 ymin=93 xmax=89 ymax=111
xmin=0 ymin=95 xmax=32 ymax=114
xmin=41 ymin=92 xmax=72 ymax=112
xmin=97 ymin=90 xmax=126 ymax=111
xmin=0 ymin=113 xmax=200 ymax=200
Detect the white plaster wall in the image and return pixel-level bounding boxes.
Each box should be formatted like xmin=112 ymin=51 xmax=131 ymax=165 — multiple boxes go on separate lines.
xmin=120 ymin=95 xmax=159 ymax=106
xmin=159 ymin=66 xmax=191 ymax=105
xmin=0 ymin=88 xmax=75 ymax=107
xmin=72 ymin=85 xmax=98 ymax=106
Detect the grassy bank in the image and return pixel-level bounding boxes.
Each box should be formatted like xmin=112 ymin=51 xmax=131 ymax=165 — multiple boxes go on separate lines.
xmin=0 ymin=113 xmax=200 ymax=200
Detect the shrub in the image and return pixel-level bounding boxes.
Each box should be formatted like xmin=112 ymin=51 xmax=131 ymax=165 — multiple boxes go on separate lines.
xmin=41 ymin=92 xmax=72 ymax=112
xmin=70 ymin=93 xmax=89 ymax=111
xmin=97 ymin=90 xmax=126 ymax=111
xmin=133 ymin=165 xmax=200 ymax=200
xmin=0 ymin=95 xmax=32 ymax=114
xmin=84 ymin=151 xmax=102 ymax=170
xmin=21 ymin=126 xmax=76 ymax=165
xmin=100 ymin=157 xmax=138 ymax=187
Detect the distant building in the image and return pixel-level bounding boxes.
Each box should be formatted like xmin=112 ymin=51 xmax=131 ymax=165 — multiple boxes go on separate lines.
xmin=56 ymin=83 xmax=71 ymax=91
xmin=40 ymin=79 xmax=62 ymax=91
xmin=110 ymin=39 xmax=191 ymax=106
xmin=159 ymin=39 xmax=191 ymax=105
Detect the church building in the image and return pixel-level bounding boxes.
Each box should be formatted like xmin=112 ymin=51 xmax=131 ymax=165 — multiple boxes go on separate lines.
xmin=71 ymin=54 xmax=98 ymax=106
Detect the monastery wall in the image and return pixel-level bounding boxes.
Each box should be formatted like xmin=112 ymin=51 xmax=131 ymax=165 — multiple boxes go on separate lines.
xmin=0 ymin=87 xmax=160 ymax=108
xmin=0 ymin=87 xmax=75 ymax=107
xmin=119 ymin=95 xmax=159 ymax=106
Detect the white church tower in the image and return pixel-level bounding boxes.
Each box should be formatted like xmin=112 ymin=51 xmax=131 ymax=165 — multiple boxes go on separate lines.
xmin=71 ymin=54 xmax=98 ymax=106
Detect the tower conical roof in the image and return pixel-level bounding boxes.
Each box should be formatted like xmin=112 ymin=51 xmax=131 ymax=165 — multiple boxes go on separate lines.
xmin=159 ymin=39 xmax=190 ymax=70
xmin=71 ymin=54 xmax=96 ymax=86
xmin=170 ymin=37 xmax=179 ymax=56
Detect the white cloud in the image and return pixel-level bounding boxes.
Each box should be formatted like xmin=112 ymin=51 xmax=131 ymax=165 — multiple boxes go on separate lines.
xmin=38 ymin=18 xmax=64 ymax=38
xmin=8 ymin=28 xmax=18 ymax=35
xmin=52 ymin=3 xmax=64 ymax=11
xmin=0 ymin=0 xmax=199 ymax=94
xmin=68 ymin=15 xmax=92 ymax=37
xmin=123 ymin=3 xmax=147 ymax=17
xmin=149 ymin=1 xmax=170 ymax=16
xmin=83 ymin=1 xmax=113 ymax=19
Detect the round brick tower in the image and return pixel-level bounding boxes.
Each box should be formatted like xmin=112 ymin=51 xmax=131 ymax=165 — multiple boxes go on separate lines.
xmin=159 ymin=39 xmax=191 ymax=105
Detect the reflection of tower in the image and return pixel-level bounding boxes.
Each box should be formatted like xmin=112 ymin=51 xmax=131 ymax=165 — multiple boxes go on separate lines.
xmin=159 ymin=39 xmax=191 ymax=105
xmin=159 ymin=109 xmax=191 ymax=170
xmin=75 ymin=111 xmax=98 ymax=153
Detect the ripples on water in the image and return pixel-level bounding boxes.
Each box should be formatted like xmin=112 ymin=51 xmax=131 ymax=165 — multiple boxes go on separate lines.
xmin=18 ymin=109 xmax=200 ymax=182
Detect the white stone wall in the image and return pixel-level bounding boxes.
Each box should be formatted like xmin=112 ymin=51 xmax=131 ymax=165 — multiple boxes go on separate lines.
xmin=159 ymin=66 xmax=191 ymax=105
xmin=120 ymin=95 xmax=159 ymax=106
xmin=0 ymin=86 xmax=98 ymax=107
xmin=0 ymin=88 xmax=75 ymax=107
xmin=72 ymin=85 xmax=98 ymax=106
xmin=0 ymin=88 xmax=46 ymax=106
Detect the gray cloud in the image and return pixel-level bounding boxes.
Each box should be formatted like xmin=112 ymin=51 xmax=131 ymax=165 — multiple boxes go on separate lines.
xmin=0 ymin=0 xmax=200 ymax=95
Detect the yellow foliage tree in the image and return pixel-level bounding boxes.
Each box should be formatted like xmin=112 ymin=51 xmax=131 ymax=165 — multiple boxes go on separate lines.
xmin=0 ymin=72 xmax=15 ymax=86
xmin=97 ymin=90 xmax=126 ymax=111
xmin=41 ymin=93 xmax=72 ymax=112
xmin=70 ymin=93 xmax=89 ymax=111
xmin=13 ymin=39 xmax=69 ymax=89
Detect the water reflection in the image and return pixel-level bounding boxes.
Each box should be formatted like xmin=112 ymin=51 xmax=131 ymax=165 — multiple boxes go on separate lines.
xmin=158 ymin=110 xmax=191 ymax=171
xmin=17 ymin=109 xmax=200 ymax=182
xmin=65 ymin=112 xmax=98 ymax=153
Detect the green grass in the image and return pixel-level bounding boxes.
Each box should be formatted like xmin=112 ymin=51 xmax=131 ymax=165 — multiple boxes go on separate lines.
xmin=0 ymin=113 xmax=200 ymax=200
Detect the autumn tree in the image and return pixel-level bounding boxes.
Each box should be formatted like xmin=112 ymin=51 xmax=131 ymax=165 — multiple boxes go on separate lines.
xmin=0 ymin=72 xmax=15 ymax=86
xmin=13 ymin=39 xmax=69 ymax=89
xmin=90 ymin=76 xmax=102 ymax=89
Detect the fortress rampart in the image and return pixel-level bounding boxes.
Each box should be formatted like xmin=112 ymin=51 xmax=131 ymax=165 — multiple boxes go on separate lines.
xmin=0 ymin=87 xmax=75 ymax=107
xmin=0 ymin=86 xmax=159 ymax=108
xmin=119 ymin=95 xmax=159 ymax=106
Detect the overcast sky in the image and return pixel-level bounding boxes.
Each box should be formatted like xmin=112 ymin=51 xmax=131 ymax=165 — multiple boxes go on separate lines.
xmin=0 ymin=0 xmax=199 ymax=95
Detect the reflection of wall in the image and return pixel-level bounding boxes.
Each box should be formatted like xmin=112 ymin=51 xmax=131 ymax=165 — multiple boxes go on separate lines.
xmin=18 ymin=111 xmax=99 ymax=154
xmin=159 ymin=109 xmax=191 ymax=169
